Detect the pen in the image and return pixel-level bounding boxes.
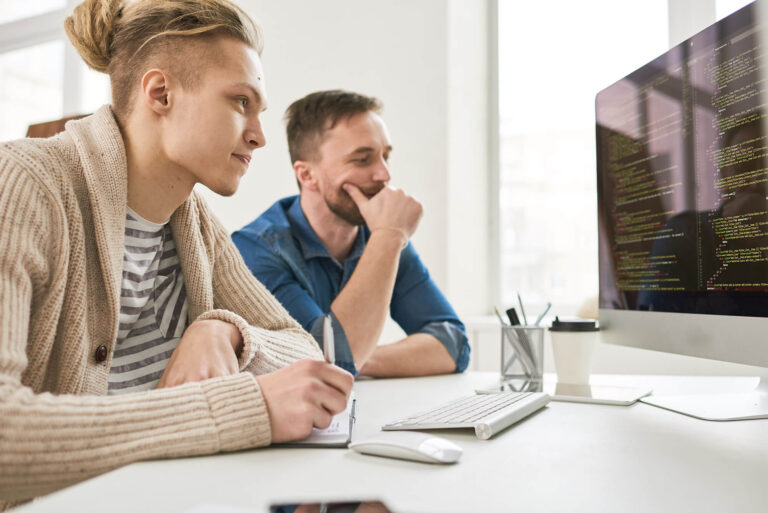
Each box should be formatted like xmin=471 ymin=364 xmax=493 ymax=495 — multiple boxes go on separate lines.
xmin=517 ymin=292 xmax=528 ymax=326
xmin=505 ymin=307 xmax=521 ymax=326
xmin=493 ymin=306 xmax=518 ymax=373
xmin=323 ymin=314 xmax=335 ymax=365
xmin=493 ymin=306 xmax=509 ymax=326
xmin=494 ymin=306 xmax=535 ymax=376
xmin=534 ymin=302 xmax=552 ymax=326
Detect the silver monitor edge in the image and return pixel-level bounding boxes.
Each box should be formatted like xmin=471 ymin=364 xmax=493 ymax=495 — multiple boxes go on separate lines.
xmin=599 ymin=308 xmax=768 ymax=369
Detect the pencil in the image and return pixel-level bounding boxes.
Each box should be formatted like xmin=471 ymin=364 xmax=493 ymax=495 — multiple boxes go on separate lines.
xmin=517 ymin=292 xmax=528 ymax=326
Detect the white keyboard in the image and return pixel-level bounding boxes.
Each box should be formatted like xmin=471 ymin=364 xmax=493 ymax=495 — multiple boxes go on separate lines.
xmin=382 ymin=391 xmax=550 ymax=440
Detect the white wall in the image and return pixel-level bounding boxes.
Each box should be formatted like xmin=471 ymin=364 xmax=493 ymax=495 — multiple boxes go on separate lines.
xmin=200 ymin=0 xmax=493 ymax=346
xmin=202 ymin=0 xmax=458 ymax=295
xmin=202 ymin=0 xmax=762 ymax=378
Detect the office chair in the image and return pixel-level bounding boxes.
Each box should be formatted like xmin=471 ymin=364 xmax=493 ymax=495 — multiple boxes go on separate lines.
xmin=26 ymin=114 xmax=89 ymax=138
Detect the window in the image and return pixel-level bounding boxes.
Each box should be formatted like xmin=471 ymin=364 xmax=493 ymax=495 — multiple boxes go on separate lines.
xmin=0 ymin=0 xmax=65 ymax=24
xmin=497 ymin=1 xmax=670 ymax=317
xmin=0 ymin=40 xmax=64 ymax=141
xmin=0 ymin=2 xmax=110 ymax=142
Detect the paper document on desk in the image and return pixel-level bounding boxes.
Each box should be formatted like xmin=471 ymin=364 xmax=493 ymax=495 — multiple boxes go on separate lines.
xmin=282 ymin=393 xmax=355 ymax=448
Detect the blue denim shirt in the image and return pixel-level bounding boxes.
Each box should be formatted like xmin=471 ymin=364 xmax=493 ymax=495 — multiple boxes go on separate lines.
xmin=232 ymin=195 xmax=470 ymax=375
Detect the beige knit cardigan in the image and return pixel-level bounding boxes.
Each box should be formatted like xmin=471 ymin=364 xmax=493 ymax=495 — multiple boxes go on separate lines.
xmin=0 ymin=106 xmax=323 ymax=506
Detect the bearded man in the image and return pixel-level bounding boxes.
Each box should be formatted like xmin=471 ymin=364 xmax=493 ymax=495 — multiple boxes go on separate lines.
xmin=233 ymin=90 xmax=469 ymax=377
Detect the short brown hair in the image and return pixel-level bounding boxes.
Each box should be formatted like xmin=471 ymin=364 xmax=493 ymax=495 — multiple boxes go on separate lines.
xmin=65 ymin=0 xmax=263 ymax=120
xmin=285 ymin=90 xmax=382 ymax=164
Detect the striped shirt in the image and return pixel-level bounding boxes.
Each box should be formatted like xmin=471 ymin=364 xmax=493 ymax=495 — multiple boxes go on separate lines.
xmin=108 ymin=208 xmax=189 ymax=394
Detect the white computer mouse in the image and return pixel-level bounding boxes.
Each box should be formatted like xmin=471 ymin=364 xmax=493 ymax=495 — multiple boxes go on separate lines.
xmin=349 ymin=431 xmax=463 ymax=464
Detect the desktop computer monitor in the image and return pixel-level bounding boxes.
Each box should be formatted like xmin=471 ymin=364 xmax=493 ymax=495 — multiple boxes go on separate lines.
xmin=596 ymin=1 xmax=768 ymax=420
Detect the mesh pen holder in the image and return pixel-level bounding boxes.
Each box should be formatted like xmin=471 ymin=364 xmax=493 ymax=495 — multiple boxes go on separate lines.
xmin=501 ymin=325 xmax=544 ymax=381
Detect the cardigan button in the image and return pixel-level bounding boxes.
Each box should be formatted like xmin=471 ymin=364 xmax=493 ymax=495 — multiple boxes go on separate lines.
xmin=94 ymin=345 xmax=108 ymax=363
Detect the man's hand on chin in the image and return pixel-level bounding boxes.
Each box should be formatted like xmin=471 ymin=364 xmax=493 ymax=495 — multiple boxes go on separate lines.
xmin=343 ymin=183 xmax=423 ymax=244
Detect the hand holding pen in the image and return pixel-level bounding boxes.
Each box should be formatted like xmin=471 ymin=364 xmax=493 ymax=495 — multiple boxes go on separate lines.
xmin=253 ymin=314 xmax=352 ymax=443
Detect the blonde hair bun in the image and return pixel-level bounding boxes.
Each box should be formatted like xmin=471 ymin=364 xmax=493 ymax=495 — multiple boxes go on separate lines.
xmin=64 ymin=0 xmax=263 ymax=117
xmin=64 ymin=0 xmax=122 ymax=73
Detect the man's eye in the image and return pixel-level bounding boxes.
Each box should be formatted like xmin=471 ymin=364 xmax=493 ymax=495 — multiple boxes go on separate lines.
xmin=356 ymin=158 xmax=369 ymax=164
xmin=237 ymin=97 xmax=248 ymax=108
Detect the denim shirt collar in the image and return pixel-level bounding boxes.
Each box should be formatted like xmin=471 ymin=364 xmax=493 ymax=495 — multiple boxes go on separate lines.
xmin=286 ymin=196 xmax=367 ymax=265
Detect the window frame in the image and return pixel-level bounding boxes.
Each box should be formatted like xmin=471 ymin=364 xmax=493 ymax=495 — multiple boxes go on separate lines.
xmin=490 ymin=0 xmax=720 ymax=312
xmin=0 ymin=1 xmax=87 ymax=118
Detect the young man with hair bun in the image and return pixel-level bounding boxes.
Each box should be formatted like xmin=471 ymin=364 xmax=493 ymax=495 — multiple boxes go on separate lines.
xmin=0 ymin=1 xmax=353 ymax=506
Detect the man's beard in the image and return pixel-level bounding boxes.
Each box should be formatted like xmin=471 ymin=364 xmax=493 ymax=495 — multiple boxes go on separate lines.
xmin=324 ymin=184 xmax=385 ymax=226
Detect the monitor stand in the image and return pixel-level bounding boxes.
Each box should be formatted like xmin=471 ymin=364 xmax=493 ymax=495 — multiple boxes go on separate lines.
xmin=640 ymin=371 xmax=768 ymax=421
xmin=475 ymin=378 xmax=652 ymax=406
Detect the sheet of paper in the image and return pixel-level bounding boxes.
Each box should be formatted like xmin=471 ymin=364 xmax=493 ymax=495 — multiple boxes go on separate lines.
xmin=285 ymin=393 xmax=355 ymax=447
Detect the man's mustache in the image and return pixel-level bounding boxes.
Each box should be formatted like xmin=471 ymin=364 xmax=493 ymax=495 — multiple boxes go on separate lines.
xmin=344 ymin=184 xmax=386 ymax=198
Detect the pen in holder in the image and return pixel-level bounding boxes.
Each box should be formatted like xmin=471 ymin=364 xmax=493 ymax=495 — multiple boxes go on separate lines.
xmin=501 ymin=325 xmax=544 ymax=382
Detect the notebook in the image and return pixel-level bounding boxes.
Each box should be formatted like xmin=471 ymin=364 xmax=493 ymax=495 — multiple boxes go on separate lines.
xmin=282 ymin=394 xmax=356 ymax=448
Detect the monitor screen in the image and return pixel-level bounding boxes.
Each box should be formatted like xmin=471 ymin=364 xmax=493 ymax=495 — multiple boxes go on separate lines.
xmin=596 ymin=2 xmax=768 ymax=318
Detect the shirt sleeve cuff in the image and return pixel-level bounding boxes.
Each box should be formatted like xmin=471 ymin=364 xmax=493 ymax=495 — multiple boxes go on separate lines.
xmin=309 ymin=311 xmax=358 ymax=375
xmin=201 ymin=372 xmax=272 ymax=449
xmin=195 ymin=309 xmax=259 ymax=371
xmin=418 ymin=321 xmax=470 ymax=373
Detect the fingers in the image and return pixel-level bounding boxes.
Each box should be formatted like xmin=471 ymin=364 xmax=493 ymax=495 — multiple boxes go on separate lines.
xmin=319 ymin=379 xmax=350 ymax=414
xmin=224 ymin=353 xmax=240 ymax=374
xmin=342 ymin=183 xmax=368 ymax=207
xmin=315 ymin=361 xmax=355 ymax=397
xmin=313 ymin=401 xmax=335 ymax=430
xmin=293 ymin=358 xmax=354 ymax=396
xmin=296 ymin=360 xmax=353 ymax=419
xmin=155 ymin=356 xmax=175 ymax=388
xmin=153 ymin=328 xmax=242 ymax=390
xmin=258 ymin=360 xmax=356 ymax=442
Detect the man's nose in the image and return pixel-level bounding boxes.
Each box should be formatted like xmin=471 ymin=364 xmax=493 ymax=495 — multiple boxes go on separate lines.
xmin=372 ymin=158 xmax=390 ymax=182
xmin=245 ymin=119 xmax=266 ymax=148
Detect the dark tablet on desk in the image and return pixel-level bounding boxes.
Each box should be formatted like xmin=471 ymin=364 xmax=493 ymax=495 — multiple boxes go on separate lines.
xmin=270 ymin=500 xmax=394 ymax=513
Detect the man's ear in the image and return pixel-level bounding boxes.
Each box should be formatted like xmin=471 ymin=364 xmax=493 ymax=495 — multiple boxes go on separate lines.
xmin=294 ymin=160 xmax=319 ymax=192
xmin=139 ymin=69 xmax=173 ymax=115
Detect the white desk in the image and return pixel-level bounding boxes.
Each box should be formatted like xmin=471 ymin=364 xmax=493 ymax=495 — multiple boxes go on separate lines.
xmin=17 ymin=373 xmax=768 ymax=513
